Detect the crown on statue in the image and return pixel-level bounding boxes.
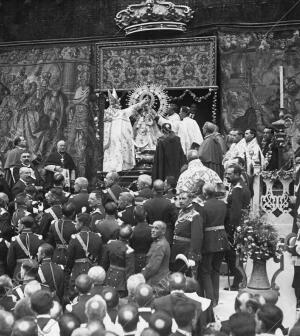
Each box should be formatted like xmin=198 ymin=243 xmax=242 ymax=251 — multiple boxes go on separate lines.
xmin=115 ymin=0 xmax=194 ymax=36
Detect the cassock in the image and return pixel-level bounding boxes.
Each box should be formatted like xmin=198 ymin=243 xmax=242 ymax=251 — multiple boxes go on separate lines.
xmin=4 ymin=147 xmax=26 ymax=187
xmin=198 ymin=134 xmax=224 ymax=179
xmin=152 ymin=133 xmax=186 ymax=181
xmin=44 ymin=151 xmax=76 ymax=189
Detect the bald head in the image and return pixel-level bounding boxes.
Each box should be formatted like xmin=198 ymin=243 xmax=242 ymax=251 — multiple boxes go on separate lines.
xmin=169 ymin=272 xmax=186 ymax=291
xmin=153 ymin=180 xmax=164 ymax=194
xmin=187 ymin=150 xmax=199 ymax=162
xmin=119 ymin=224 xmax=133 ymax=240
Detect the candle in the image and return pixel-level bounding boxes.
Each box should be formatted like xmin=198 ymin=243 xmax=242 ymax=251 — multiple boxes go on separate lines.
xmin=279 ymin=66 xmax=284 ymax=108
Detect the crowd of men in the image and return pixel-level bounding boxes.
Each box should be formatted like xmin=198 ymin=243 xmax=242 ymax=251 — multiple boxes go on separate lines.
xmin=0 ymin=122 xmax=297 ymax=336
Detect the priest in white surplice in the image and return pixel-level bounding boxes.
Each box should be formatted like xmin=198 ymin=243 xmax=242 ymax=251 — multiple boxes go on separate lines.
xmin=103 ymin=89 xmax=147 ymax=172
xmin=177 ymin=106 xmax=203 ymax=155
xmin=156 ymin=105 xmax=203 ymax=156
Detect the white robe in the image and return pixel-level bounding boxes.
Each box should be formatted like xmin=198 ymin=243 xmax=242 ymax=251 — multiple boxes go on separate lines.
xmin=177 ymin=117 xmax=203 ymax=156
xmin=157 ymin=113 xmax=181 ymax=134
xmin=103 ymin=102 xmax=143 ymax=172
xmin=238 ymin=138 xmax=264 ymax=175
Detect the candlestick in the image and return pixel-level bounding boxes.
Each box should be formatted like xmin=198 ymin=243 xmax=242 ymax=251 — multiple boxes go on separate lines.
xmin=279 ymin=66 xmax=284 ymax=108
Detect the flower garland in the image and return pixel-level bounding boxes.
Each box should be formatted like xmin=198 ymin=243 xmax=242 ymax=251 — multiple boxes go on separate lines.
xmin=260 ymin=168 xmax=294 ymax=182
xmin=235 ymin=212 xmax=284 ymax=263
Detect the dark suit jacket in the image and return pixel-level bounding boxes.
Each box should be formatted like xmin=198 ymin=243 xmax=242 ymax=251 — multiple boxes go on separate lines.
xmin=202 ymin=198 xmax=229 ymax=253
xmin=119 ymin=205 xmax=136 ymax=225
xmin=68 ymin=191 xmax=89 ymax=214
xmin=143 ymin=195 xmax=178 ymax=243
xmin=11 ymin=180 xmax=26 ymax=198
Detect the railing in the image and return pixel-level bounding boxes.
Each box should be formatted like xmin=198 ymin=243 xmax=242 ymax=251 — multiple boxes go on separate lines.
xmin=252 ymin=165 xmax=294 ymax=225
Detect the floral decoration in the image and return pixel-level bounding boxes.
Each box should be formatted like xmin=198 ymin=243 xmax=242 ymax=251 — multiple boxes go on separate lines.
xmin=235 ymin=212 xmax=284 ymax=263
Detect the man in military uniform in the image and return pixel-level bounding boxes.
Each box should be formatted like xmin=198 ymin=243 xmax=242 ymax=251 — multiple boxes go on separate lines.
xmin=46 ymin=202 xmax=77 ymax=266
xmin=118 ymin=192 xmax=136 ymax=225
xmin=52 ymin=172 xmax=71 ymax=201
xmin=104 ymin=224 xmax=135 ymax=297
xmin=171 ymin=192 xmax=203 ymax=273
xmin=68 ymin=177 xmax=89 ymax=214
xmin=102 ymin=171 xmax=122 ymax=205
xmin=38 ymin=188 xmax=63 ymax=239
xmin=66 ymin=274 xmax=93 ymax=324
xmin=37 ymin=243 xmax=65 ymax=302
xmin=10 ymin=194 xmax=31 ymax=233
xmin=65 ymin=213 xmax=103 ymax=284
xmin=101 ymin=286 xmax=119 ymax=323
xmin=198 ymin=183 xmax=229 ymax=306
xmin=129 ymin=206 xmax=152 ymax=273
xmin=0 ymin=236 xmax=9 ymax=275
xmin=224 ymin=163 xmax=251 ymax=290
xmin=143 ymin=180 xmax=178 ymax=245
xmin=95 ymin=201 xmax=120 ymax=244
xmin=142 ymin=221 xmax=170 ymax=294
xmin=7 ymin=216 xmax=44 ymax=279
xmin=0 ymin=193 xmax=13 ymax=240
xmin=11 ymin=260 xmax=42 ymax=301
xmin=88 ymin=191 xmax=105 ymax=232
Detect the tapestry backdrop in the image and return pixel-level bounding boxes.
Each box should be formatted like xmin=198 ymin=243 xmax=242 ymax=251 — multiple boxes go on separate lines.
xmin=0 ymin=45 xmax=99 ymax=178
xmin=219 ymin=31 xmax=300 ymax=150
xmin=96 ymin=37 xmax=217 ymax=90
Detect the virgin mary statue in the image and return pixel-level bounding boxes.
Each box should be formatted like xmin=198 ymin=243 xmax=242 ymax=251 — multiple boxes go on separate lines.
xmin=103 ymin=89 xmax=146 ymax=172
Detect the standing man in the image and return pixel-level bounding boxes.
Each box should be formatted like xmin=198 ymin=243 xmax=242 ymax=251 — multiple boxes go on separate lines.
xmin=44 ymin=140 xmax=76 ymax=190
xmin=7 ymin=216 xmax=44 ymax=279
xmin=37 ymin=243 xmax=65 ymax=301
xmin=11 ymin=152 xmax=42 ymax=187
xmin=199 ymin=183 xmax=229 ymax=306
xmin=152 ymin=123 xmax=186 ymax=181
xmin=222 ymin=129 xmax=244 ymax=168
xmin=238 ymin=129 xmax=264 ymax=176
xmin=129 ymin=206 xmax=153 ymax=273
xmin=65 ymin=213 xmax=103 ymax=284
xmin=68 ymin=177 xmax=89 ymax=214
xmin=4 ymin=136 xmax=27 ymax=187
xmin=142 ymin=221 xmax=170 ymax=294
xmin=177 ymin=106 xmax=203 ymax=156
xmin=261 ymin=126 xmax=279 ymax=171
xmin=224 ymin=164 xmax=251 ymax=290
xmin=198 ymin=122 xmax=224 ymax=178
xmin=143 ymin=180 xmax=178 ymax=245
xmin=11 ymin=167 xmax=33 ymax=198
xmin=102 ymin=171 xmax=122 ymax=205
xmin=156 ymin=103 xmax=181 ymax=134
xmin=104 ymin=224 xmax=135 ymax=297
xmin=171 ymin=192 xmax=203 ymax=273
xmin=88 ymin=191 xmax=105 ymax=232
xmin=46 ymin=202 xmax=77 ymax=266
